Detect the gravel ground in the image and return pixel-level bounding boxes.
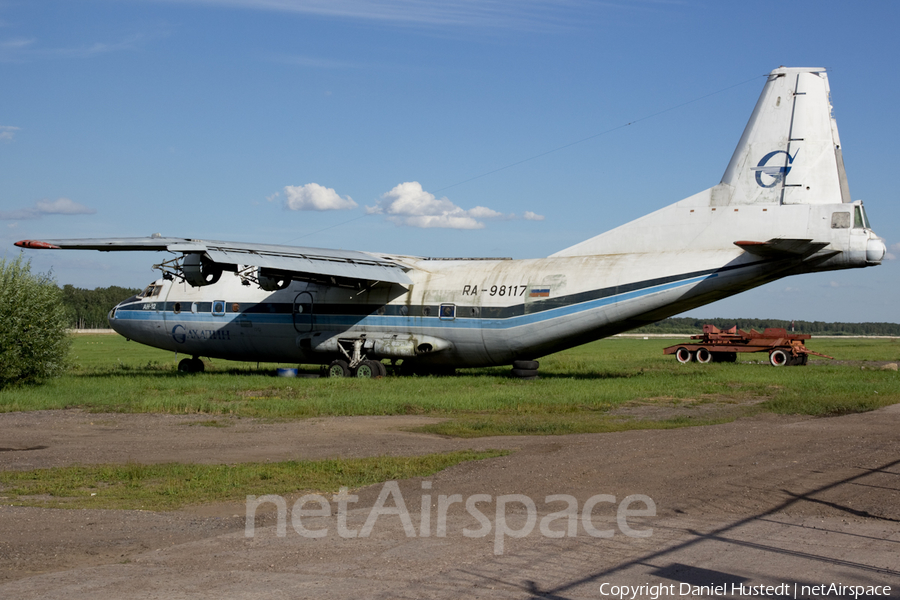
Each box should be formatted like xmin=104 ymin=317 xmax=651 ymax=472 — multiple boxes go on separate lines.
xmin=1 ymin=405 xmax=898 ymax=598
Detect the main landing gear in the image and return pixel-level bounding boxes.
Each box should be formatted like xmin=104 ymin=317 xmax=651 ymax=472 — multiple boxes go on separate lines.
xmin=326 ymin=358 xmax=387 ymax=378
xmin=323 ymin=338 xmax=386 ymax=378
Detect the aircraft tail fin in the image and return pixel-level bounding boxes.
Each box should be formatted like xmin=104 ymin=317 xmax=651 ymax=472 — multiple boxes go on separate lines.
xmin=551 ymin=67 xmax=855 ymax=259
xmin=714 ymin=66 xmax=851 ymax=207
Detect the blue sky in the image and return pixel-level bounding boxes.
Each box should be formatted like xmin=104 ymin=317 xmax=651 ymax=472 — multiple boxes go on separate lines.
xmin=2 ymin=0 xmax=898 ymax=322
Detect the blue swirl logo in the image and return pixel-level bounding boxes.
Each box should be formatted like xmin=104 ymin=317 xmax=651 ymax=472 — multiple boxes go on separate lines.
xmin=751 ymin=149 xmax=798 ymax=188
xmin=172 ymin=324 xmax=186 ymax=344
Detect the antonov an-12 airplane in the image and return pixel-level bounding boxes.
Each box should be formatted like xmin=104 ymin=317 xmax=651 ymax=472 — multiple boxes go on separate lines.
xmin=17 ymin=67 xmax=886 ymax=377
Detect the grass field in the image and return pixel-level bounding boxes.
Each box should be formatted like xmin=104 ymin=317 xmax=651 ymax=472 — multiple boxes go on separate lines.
xmin=0 ymin=450 xmax=507 ymax=510
xmin=2 ymin=333 xmax=899 ymax=436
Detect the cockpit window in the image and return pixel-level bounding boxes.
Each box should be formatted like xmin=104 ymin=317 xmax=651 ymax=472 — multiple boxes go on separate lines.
xmin=853 ymin=206 xmax=870 ymax=230
xmin=141 ymin=284 xmax=163 ymax=298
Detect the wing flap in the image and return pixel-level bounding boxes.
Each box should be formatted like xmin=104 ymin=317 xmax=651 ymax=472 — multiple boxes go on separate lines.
xmin=203 ymin=248 xmax=412 ymax=286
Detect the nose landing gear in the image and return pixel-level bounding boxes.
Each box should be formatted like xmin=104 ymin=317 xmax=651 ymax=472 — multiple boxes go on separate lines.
xmin=177 ymin=356 xmax=205 ymax=373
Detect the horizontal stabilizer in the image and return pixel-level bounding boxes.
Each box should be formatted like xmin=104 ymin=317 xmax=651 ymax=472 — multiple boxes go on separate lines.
xmin=733 ymin=238 xmax=830 ymax=258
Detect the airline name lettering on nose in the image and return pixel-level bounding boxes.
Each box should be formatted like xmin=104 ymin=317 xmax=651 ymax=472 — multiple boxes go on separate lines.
xmin=172 ymin=324 xmax=231 ymax=343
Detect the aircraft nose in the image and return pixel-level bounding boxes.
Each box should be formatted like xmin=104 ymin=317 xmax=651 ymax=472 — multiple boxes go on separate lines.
xmin=107 ymin=297 xmax=136 ymax=336
xmin=866 ymin=237 xmax=886 ymax=264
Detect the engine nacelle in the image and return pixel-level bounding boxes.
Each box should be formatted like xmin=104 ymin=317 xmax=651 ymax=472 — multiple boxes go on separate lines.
xmin=257 ymin=268 xmax=292 ymax=292
xmin=300 ymin=332 xmax=452 ymax=357
xmin=182 ymin=253 xmax=223 ymax=287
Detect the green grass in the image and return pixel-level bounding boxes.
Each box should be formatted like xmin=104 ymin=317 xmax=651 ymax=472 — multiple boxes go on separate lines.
xmin=0 ymin=450 xmax=507 ymax=510
xmin=1 ymin=333 xmax=899 ymax=436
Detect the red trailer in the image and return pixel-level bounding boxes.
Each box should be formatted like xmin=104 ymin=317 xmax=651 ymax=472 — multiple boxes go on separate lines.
xmin=663 ymin=325 xmax=833 ymax=366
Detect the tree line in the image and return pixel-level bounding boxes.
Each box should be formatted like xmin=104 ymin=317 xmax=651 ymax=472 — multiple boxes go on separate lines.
xmin=631 ymin=317 xmax=900 ymax=336
xmin=60 ymin=285 xmax=140 ymax=329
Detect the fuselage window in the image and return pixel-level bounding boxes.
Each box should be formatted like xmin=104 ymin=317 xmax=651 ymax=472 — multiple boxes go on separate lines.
xmin=831 ymin=212 xmax=850 ymax=229
xmin=212 ymin=300 xmax=226 ymax=316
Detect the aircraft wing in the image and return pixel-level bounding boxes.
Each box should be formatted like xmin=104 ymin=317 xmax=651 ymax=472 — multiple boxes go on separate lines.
xmin=733 ymin=238 xmax=832 ymax=259
xmin=15 ymin=237 xmax=414 ymax=287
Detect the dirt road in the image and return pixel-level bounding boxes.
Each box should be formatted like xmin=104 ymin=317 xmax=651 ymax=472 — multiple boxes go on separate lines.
xmin=1 ymin=406 xmax=898 ymax=598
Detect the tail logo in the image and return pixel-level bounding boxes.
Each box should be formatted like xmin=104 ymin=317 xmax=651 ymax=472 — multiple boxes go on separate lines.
xmin=752 ymin=149 xmax=799 ymax=188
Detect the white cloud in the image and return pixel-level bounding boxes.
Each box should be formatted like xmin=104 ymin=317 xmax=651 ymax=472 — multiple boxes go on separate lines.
xmin=1 ymin=38 xmax=36 ymax=49
xmin=884 ymin=242 xmax=900 ymax=261
xmin=139 ymin=0 xmax=601 ymax=32
xmin=36 ymin=198 xmax=95 ymax=215
xmin=367 ymin=181 xmax=527 ymax=230
xmin=274 ymin=54 xmax=363 ymax=69
xmin=523 ymin=210 xmax=545 ymax=221
xmin=1 ymin=32 xmax=163 ymax=63
xmin=467 ymin=206 xmax=505 ymax=220
xmin=283 ymin=183 xmax=357 ymax=211
xmin=0 ymin=125 xmax=20 ymax=141
xmin=0 ymin=197 xmax=96 ymax=220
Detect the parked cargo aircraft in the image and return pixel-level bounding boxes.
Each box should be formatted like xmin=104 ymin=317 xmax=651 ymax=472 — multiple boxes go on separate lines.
xmin=16 ymin=67 xmax=885 ymax=377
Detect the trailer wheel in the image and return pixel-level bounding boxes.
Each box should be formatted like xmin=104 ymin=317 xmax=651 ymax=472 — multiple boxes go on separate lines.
xmin=695 ymin=347 xmax=712 ymax=364
xmin=787 ymin=354 xmax=807 ymax=366
xmin=675 ymin=347 xmax=693 ymax=364
xmin=769 ymin=349 xmax=789 ymax=367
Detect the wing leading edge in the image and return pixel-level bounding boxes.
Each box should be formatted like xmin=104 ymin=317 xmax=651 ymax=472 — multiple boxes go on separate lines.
xmin=14 ymin=237 xmax=414 ymax=287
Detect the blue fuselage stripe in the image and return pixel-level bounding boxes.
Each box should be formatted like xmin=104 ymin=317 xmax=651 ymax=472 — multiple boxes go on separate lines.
xmin=113 ymin=273 xmax=717 ymax=331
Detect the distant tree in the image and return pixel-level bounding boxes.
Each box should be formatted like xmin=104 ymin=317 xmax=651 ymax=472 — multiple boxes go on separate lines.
xmin=0 ymin=255 xmax=70 ymax=388
xmin=59 ymin=285 xmax=140 ymax=329
xmin=632 ymin=317 xmax=900 ymax=336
